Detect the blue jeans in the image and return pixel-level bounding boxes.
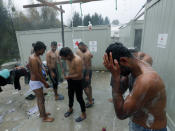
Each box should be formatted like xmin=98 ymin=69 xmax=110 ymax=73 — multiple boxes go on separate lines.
xmin=129 ymin=121 xmax=167 ymax=131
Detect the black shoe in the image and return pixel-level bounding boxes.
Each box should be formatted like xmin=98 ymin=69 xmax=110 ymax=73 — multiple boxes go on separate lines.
xmin=75 ymin=116 xmax=86 ymax=122
xmin=86 ymin=98 xmax=95 ymax=101
xmin=25 ymin=94 xmax=36 ymax=100
xmin=64 ymin=110 xmax=73 ymax=117
xmin=85 ymin=102 xmax=94 ymax=108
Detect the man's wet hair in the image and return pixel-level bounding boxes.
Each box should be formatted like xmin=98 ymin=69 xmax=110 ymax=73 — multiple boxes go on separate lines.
xmin=78 ymin=42 xmax=86 ymax=47
xmin=59 ymin=47 xmax=73 ymax=57
xmin=34 ymin=41 xmax=46 ymax=52
xmin=51 ymin=41 xmax=57 ymax=46
xmin=106 ymin=42 xmax=133 ymax=62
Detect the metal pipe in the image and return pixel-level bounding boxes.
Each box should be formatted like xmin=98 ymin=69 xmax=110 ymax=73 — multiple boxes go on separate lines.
xmin=60 ymin=6 xmax=65 ymax=48
xmin=23 ymin=0 xmax=102 ymax=8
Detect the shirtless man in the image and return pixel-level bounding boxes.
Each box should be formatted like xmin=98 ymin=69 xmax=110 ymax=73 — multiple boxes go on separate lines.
xmin=103 ymin=43 xmax=167 ymax=131
xmin=129 ymin=48 xmax=153 ymax=66
xmin=108 ymin=48 xmax=153 ymax=102
xmin=76 ymin=42 xmax=94 ymax=108
xmin=46 ymin=41 xmax=64 ymax=100
xmin=59 ymin=47 xmax=86 ymax=122
xmin=29 ymin=41 xmax=54 ymax=122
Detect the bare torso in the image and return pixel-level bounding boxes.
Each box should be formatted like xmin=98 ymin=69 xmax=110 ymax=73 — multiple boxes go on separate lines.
xmin=76 ymin=49 xmax=92 ymax=70
xmin=46 ymin=50 xmax=60 ymax=69
xmin=29 ymin=54 xmax=43 ymax=81
xmin=67 ymin=55 xmax=83 ymax=80
xmin=131 ymin=62 xmax=167 ymax=129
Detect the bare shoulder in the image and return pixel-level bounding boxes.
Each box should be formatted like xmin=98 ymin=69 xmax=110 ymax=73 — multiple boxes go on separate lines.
xmin=84 ymin=50 xmax=92 ymax=57
xmin=29 ymin=55 xmax=39 ymax=67
xmin=29 ymin=54 xmax=36 ymax=60
xmin=75 ymin=55 xmax=81 ymax=60
xmin=135 ymin=71 xmax=162 ymax=89
xmin=46 ymin=50 xmax=51 ymax=55
xmin=87 ymin=50 xmax=93 ymax=57
xmin=76 ymin=49 xmax=82 ymax=55
xmin=76 ymin=49 xmax=81 ymax=53
xmin=75 ymin=55 xmax=82 ymax=63
xmin=86 ymin=50 xmax=91 ymax=55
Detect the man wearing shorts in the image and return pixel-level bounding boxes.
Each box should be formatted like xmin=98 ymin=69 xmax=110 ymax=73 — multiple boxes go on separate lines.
xmin=76 ymin=42 xmax=94 ymax=108
xmin=29 ymin=41 xmax=54 ymax=122
xmin=46 ymin=41 xmax=64 ymax=100
xmin=59 ymin=47 xmax=86 ymax=122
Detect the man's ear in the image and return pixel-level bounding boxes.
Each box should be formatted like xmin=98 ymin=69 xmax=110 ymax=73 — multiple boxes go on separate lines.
xmin=119 ymin=57 xmax=130 ymax=66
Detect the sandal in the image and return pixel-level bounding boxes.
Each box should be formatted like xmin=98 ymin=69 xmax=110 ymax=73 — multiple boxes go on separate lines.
xmin=85 ymin=102 xmax=93 ymax=108
xmin=64 ymin=110 xmax=73 ymax=117
xmin=86 ymin=98 xmax=95 ymax=101
xmin=25 ymin=94 xmax=36 ymax=100
xmin=55 ymin=95 xmax=64 ymax=100
xmin=75 ymin=116 xmax=86 ymax=122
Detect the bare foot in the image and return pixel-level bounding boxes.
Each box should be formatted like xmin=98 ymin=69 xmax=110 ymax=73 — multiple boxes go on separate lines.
xmin=43 ymin=117 xmax=54 ymax=122
xmin=40 ymin=112 xmax=51 ymax=118
xmin=108 ymin=98 xmax=113 ymax=103
xmin=46 ymin=112 xmax=51 ymax=116
xmin=55 ymin=95 xmax=58 ymax=100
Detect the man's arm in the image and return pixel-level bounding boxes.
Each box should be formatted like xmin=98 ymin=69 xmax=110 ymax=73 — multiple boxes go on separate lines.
xmin=46 ymin=52 xmax=52 ymax=70
xmin=112 ymin=75 xmax=151 ymax=120
xmin=84 ymin=53 xmax=92 ymax=79
xmin=119 ymin=76 xmax=129 ymax=94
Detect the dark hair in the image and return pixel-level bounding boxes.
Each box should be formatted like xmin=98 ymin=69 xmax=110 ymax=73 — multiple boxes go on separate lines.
xmin=59 ymin=47 xmax=73 ymax=57
xmin=32 ymin=43 xmax=35 ymax=47
xmin=78 ymin=42 xmax=86 ymax=46
xmin=51 ymin=41 xmax=57 ymax=46
xmin=34 ymin=41 xmax=46 ymax=52
xmin=105 ymin=42 xmax=133 ymax=62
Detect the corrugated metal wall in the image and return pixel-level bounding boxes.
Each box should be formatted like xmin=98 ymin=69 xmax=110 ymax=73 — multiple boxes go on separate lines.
xmin=119 ymin=24 xmax=132 ymax=47
xmin=16 ymin=26 xmax=111 ymax=70
xmin=119 ymin=20 xmax=143 ymax=48
xmin=141 ymin=0 xmax=175 ymax=130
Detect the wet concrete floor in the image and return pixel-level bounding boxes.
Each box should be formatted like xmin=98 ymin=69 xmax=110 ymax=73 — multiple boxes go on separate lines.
xmin=0 ymin=72 xmax=129 ymax=131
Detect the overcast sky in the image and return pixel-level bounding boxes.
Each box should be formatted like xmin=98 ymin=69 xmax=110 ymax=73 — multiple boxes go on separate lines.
xmin=5 ymin=0 xmax=146 ymax=25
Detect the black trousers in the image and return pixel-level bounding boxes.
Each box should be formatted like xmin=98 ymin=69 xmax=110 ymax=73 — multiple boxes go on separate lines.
xmin=14 ymin=68 xmax=27 ymax=90
xmin=48 ymin=68 xmax=59 ymax=89
xmin=67 ymin=79 xmax=86 ymax=112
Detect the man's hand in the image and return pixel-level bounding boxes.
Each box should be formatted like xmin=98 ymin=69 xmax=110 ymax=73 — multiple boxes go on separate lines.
xmin=44 ymin=82 xmax=49 ymax=88
xmin=103 ymin=52 xmax=120 ymax=77
xmin=64 ymin=76 xmax=70 ymax=80
xmin=51 ymin=72 xmax=55 ymax=78
xmin=85 ymin=75 xmax=89 ymax=81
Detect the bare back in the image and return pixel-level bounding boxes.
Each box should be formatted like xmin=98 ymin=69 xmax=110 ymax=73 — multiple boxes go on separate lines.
xmin=67 ymin=55 xmax=83 ymax=80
